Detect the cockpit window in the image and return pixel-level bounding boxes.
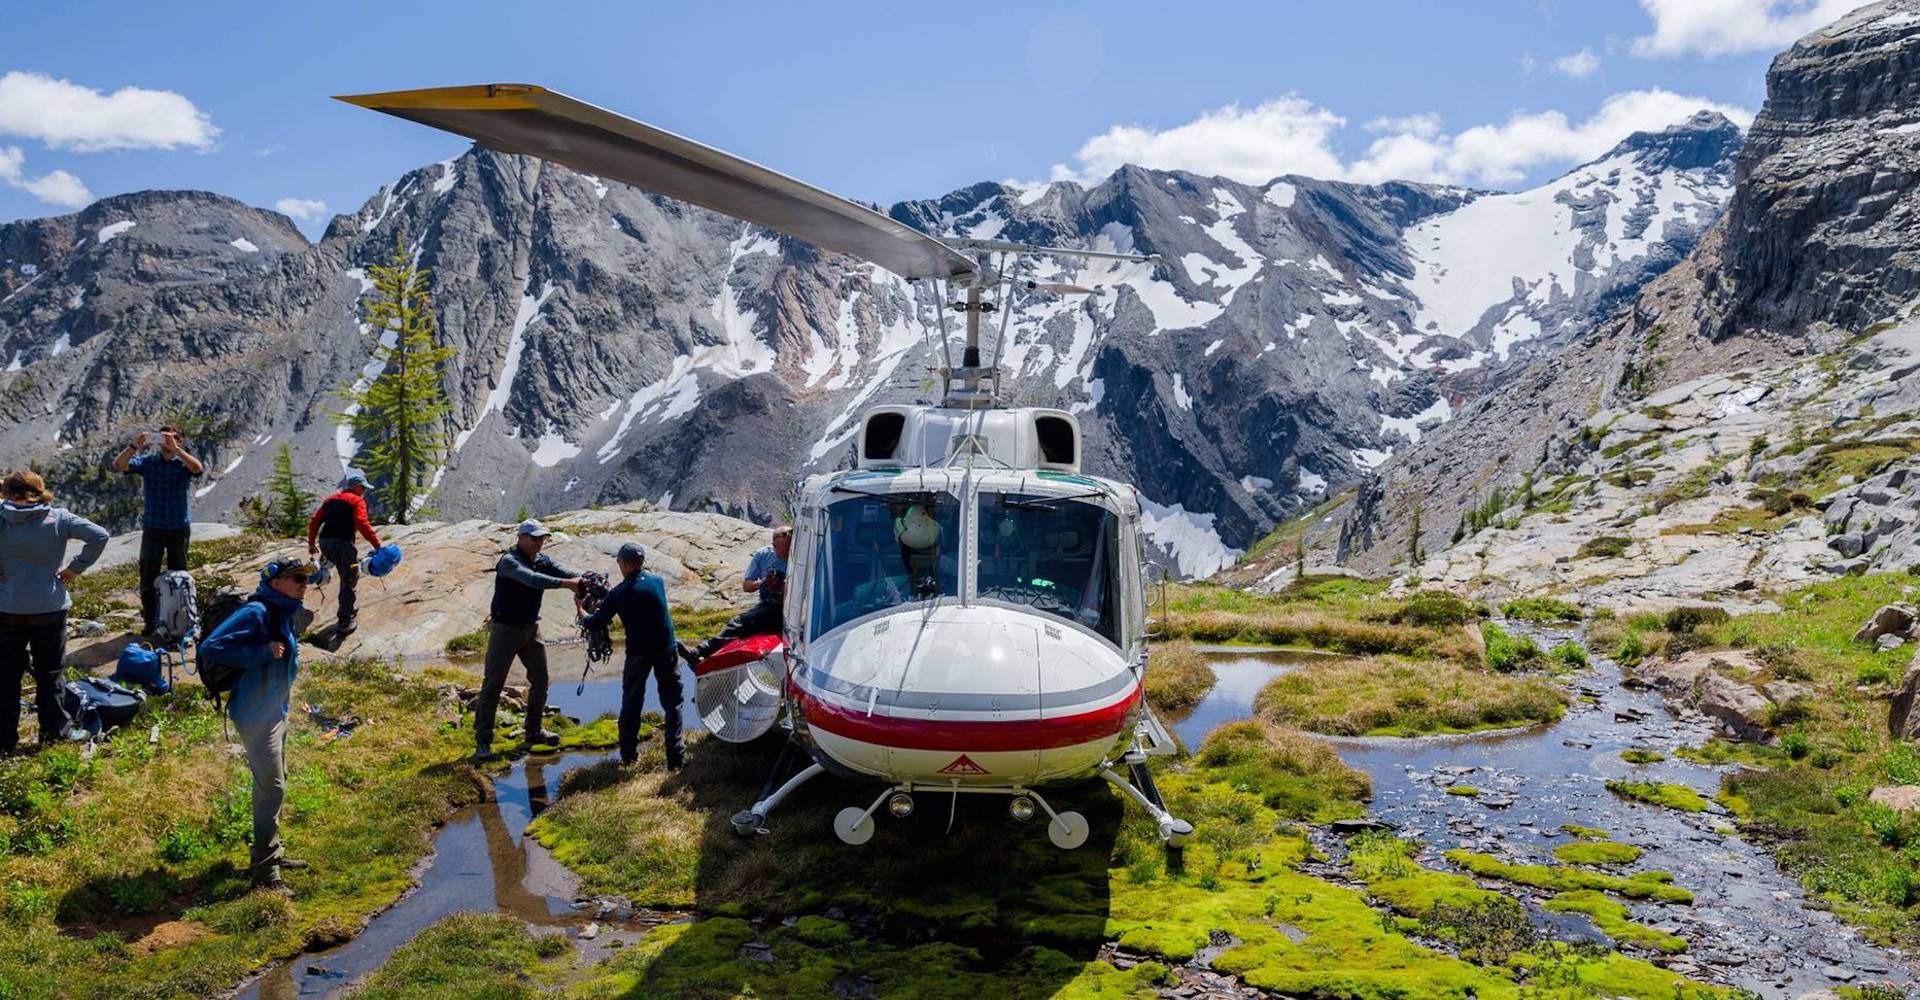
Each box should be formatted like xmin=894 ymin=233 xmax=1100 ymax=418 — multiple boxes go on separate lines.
xmin=976 ymin=491 xmax=1122 ymax=645
xmin=809 ymin=491 xmax=961 ymax=637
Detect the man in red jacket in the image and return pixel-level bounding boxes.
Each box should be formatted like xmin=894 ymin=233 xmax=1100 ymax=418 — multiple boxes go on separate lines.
xmin=307 ymin=473 xmax=381 ymax=636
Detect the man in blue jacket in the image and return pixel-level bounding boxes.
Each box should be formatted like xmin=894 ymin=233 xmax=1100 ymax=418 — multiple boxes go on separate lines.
xmin=579 ymin=542 xmax=681 ymax=767
xmin=198 ymin=558 xmax=311 ymax=891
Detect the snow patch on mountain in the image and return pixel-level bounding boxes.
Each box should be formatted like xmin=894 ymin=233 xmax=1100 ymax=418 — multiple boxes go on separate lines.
xmin=1139 ymin=495 xmax=1242 ymax=578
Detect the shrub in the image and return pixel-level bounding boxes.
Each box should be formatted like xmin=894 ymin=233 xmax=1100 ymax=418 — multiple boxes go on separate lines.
xmin=1481 ymin=622 xmax=1542 ymax=673
xmin=1394 ymin=590 xmax=1480 ymax=627
xmin=1664 ymin=606 xmax=1731 ymax=634
xmin=1576 ymin=536 xmax=1631 ymax=559
xmin=1615 ymin=631 xmax=1646 ymax=666
xmin=1502 ymin=597 xmax=1583 ymax=623
xmin=1781 ymin=730 xmax=1810 ymax=760
xmin=1549 ymin=641 xmax=1589 ymax=670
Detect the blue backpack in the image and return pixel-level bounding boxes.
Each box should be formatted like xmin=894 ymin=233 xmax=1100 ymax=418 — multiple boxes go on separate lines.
xmin=112 ymin=643 xmax=172 ymax=695
xmin=364 ymin=543 xmax=403 ymax=578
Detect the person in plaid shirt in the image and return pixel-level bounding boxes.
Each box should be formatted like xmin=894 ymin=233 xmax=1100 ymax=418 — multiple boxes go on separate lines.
xmin=110 ymin=424 xmax=205 ymax=636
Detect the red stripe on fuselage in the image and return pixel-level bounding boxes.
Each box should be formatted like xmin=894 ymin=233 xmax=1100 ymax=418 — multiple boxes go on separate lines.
xmin=795 ymin=684 xmax=1140 ymax=752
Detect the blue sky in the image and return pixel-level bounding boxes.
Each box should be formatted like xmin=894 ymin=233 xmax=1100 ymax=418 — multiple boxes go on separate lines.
xmin=0 ymin=1 xmax=1866 ymax=237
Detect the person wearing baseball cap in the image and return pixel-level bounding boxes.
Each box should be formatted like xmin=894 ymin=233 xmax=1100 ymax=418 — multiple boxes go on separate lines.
xmin=471 ymin=519 xmax=586 ymax=762
xmin=306 ymin=473 xmax=381 ymax=636
xmin=197 ymin=556 xmax=315 ymax=892
xmin=578 ymin=541 xmax=682 ymax=767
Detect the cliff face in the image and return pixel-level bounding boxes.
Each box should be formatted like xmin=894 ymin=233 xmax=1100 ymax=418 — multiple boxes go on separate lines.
xmin=1708 ymin=1 xmax=1920 ymax=340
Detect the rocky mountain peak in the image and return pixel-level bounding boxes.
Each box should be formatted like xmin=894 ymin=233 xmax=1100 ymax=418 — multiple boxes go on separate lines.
xmin=1601 ymin=110 xmax=1744 ymax=174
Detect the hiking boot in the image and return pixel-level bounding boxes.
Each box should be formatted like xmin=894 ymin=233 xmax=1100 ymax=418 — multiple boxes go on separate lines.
xmin=470 ymin=747 xmax=499 ymax=765
xmin=336 ymin=618 xmax=357 ymax=637
xmin=524 ymin=729 xmax=561 ymax=746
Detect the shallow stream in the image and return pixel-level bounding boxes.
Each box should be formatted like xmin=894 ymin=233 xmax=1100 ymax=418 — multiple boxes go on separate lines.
xmin=1185 ymin=630 xmax=1920 ymax=996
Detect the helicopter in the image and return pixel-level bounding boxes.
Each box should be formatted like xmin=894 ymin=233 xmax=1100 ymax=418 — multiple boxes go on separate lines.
xmin=339 ymin=84 xmax=1193 ymax=850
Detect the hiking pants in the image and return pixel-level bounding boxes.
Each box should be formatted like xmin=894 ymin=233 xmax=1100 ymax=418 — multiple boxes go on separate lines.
xmin=0 ymin=612 xmax=68 ymax=752
xmin=318 ymin=539 xmax=360 ymax=627
xmin=473 ymin=622 xmax=548 ymax=752
xmin=621 ymin=655 xmax=684 ymax=767
xmin=138 ymin=527 xmax=190 ymax=632
xmin=237 ymin=713 xmax=288 ymax=884
xmin=692 ymin=601 xmax=783 ymax=660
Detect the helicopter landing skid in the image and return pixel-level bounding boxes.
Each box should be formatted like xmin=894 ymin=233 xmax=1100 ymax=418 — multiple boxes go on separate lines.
xmin=1100 ymin=761 xmax=1194 ymax=847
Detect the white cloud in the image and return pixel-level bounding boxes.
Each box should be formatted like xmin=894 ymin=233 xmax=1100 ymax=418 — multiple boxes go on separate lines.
xmin=1552 ymin=49 xmax=1602 ymax=78
xmin=1632 ymin=0 xmax=1872 ymax=57
xmin=0 ymin=71 xmax=217 ymax=152
xmin=0 ymin=146 xmax=91 ymax=208
xmin=1051 ymin=96 xmax=1347 ymax=185
xmin=1049 ymin=88 xmax=1753 ymax=190
xmin=275 ymin=197 xmax=328 ymax=222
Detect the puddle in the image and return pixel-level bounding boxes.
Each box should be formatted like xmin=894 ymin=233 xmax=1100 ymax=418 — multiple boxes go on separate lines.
xmin=1170 ymin=647 xmax=1339 ymax=749
xmin=237 ymin=681 xmax=685 ymax=999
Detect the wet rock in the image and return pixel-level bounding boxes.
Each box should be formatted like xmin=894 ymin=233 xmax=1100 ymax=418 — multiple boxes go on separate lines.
xmin=1822 ymin=966 xmax=1855 ymax=982
xmin=1330 ymin=818 xmax=1395 ymax=836
xmin=1867 ymin=785 xmax=1920 ymax=814
xmin=579 ymin=922 xmax=600 ymax=940
xmin=1877 ymin=633 xmax=1907 ymax=652
xmin=1852 ymin=603 xmax=1917 ymax=645
xmin=738 ymin=940 xmax=774 ymax=963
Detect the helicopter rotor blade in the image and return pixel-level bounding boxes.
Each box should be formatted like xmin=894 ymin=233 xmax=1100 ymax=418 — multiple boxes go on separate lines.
xmin=336 ymin=84 xmax=976 ymax=285
xmin=1029 ymin=281 xmax=1097 ymax=295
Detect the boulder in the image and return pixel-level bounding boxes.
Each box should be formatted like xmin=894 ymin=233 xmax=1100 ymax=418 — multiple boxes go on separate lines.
xmin=1698 ymin=672 xmax=1773 ymax=742
xmin=1867 ymin=785 xmax=1920 ymax=814
xmin=1852 ymin=603 xmax=1917 ymax=645
xmin=1828 ymin=533 xmax=1866 ymax=558
xmin=1878 ymin=633 xmax=1908 ymax=652
xmin=1890 ymin=654 xmax=1920 ymax=741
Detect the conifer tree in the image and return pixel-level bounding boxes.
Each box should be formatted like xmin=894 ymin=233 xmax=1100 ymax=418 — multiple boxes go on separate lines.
xmin=339 ymin=232 xmax=455 ymax=524
xmin=263 ymin=443 xmax=314 ymax=537
xmin=1407 ymin=504 xmax=1424 ymax=566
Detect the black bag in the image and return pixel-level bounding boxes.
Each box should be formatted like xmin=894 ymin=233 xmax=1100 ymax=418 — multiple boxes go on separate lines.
xmin=59 ymin=677 xmax=146 ymax=739
xmin=195 ymin=595 xmax=260 ymax=703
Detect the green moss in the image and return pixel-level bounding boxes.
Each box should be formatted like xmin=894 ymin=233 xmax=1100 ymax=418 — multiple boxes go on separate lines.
xmin=344 ymin=912 xmax=563 ymax=997
xmin=1619 ymin=749 xmax=1666 ymax=764
xmin=443 ymin=626 xmax=489 ymax=659
xmin=1443 ymin=850 xmax=1694 ymax=904
xmin=1673 ymin=739 xmax=1782 ymax=767
xmin=1559 ymin=824 xmax=1612 ymax=841
xmin=1542 ymin=891 xmax=1687 ymax=954
xmin=1447 ymin=785 xmax=1480 ymax=797
xmin=1605 ymin=780 xmax=1711 ymax=813
xmin=1551 ymin=841 xmax=1643 ymax=866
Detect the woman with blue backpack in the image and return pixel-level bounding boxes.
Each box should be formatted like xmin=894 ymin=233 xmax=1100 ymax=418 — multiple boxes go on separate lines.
xmin=0 ymin=470 xmax=109 ymax=753
xmin=198 ymin=557 xmax=313 ymax=892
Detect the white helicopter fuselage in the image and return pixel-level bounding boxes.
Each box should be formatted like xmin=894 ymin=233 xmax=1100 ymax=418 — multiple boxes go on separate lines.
xmin=778 ymin=406 xmax=1156 ymax=794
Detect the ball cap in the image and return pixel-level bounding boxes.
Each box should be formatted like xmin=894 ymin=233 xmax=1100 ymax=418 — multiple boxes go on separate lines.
xmin=516 ymin=518 xmax=552 ymax=538
xmin=616 ymin=541 xmax=646 ymax=563
xmin=340 ymin=472 xmax=371 ymax=490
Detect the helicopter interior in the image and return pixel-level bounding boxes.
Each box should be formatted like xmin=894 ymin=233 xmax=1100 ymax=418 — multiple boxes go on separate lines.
xmin=806 ymin=488 xmax=1123 ymax=646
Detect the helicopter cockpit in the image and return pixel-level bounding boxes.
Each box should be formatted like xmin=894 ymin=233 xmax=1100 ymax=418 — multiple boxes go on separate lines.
xmin=803 ymin=476 xmax=1129 ymax=649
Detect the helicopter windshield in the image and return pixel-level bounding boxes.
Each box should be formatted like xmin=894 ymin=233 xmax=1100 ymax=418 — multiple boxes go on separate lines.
xmin=809 ymin=490 xmax=961 ymax=637
xmin=976 ymin=491 xmax=1122 ymax=645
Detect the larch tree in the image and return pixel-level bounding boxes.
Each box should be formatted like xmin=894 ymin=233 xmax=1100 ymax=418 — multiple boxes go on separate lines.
xmin=263 ymin=442 xmax=314 ymax=537
xmin=338 ymin=232 xmax=456 ymax=524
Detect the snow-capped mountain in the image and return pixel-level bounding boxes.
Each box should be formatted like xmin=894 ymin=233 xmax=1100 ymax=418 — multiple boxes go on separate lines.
xmin=0 ymin=113 xmax=1739 ymax=575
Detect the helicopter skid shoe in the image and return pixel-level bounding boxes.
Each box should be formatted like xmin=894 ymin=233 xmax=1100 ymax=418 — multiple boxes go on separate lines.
xmin=833 ymin=787 xmax=898 ymax=846
xmin=1022 ymin=788 xmax=1090 ymax=850
xmin=1100 ymin=766 xmax=1193 ymax=847
xmin=732 ymin=762 xmax=826 ymax=837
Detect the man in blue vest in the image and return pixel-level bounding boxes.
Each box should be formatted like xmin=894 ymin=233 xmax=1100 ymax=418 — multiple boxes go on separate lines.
xmin=579 ymin=542 xmax=681 ymax=767
xmin=471 ymin=520 xmax=585 ymax=761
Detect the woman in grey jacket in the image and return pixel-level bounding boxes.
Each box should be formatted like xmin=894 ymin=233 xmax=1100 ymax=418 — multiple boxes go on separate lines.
xmin=0 ymin=470 xmax=109 ymax=752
